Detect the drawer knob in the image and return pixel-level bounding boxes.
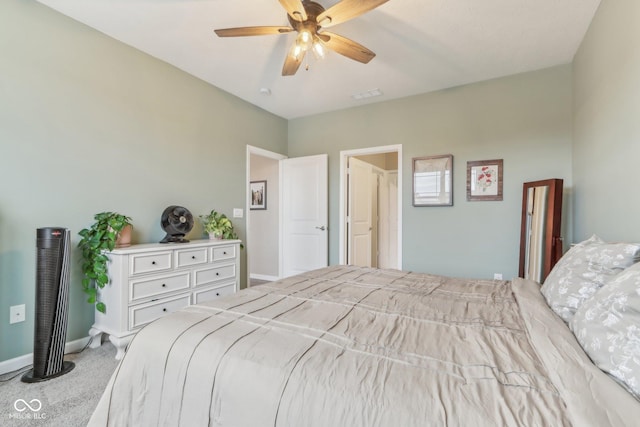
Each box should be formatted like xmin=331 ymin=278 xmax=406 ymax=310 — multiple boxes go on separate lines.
xmin=216 ymin=292 xmax=220 ymax=296
xmin=216 ymin=272 xmax=219 ymax=276
xmin=192 ymin=255 xmax=196 ymax=259
xmin=152 ymin=261 xmax=156 ymax=265
xmin=162 ymin=308 xmax=167 ymax=312
xmin=162 ymin=284 xmax=166 ymax=287
xmin=223 ymin=251 xmax=227 ymax=255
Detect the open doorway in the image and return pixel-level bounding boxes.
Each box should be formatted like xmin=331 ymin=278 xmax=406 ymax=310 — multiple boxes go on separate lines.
xmin=246 ymin=146 xmax=286 ymax=286
xmin=339 ymin=145 xmax=402 ymax=269
xmin=246 ymin=146 xmax=329 ymax=286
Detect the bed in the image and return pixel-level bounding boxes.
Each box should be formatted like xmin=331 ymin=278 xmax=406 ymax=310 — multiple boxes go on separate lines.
xmin=89 ymin=248 xmax=640 ymax=426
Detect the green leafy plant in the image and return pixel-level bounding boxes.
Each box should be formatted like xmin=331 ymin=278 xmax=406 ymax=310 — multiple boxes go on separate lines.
xmin=78 ymin=212 xmax=132 ymax=313
xmin=199 ymin=209 xmax=240 ymax=241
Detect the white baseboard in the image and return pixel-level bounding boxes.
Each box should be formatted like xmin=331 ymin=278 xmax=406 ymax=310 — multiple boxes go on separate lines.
xmin=250 ymin=273 xmax=279 ymax=283
xmin=0 ymin=336 xmax=90 ymax=376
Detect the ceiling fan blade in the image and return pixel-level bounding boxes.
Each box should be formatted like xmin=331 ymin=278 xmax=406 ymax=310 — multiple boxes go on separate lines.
xmin=278 ymin=0 xmax=307 ymax=22
xmin=214 ymin=26 xmax=293 ymax=37
xmin=318 ymin=32 xmax=375 ymax=64
xmin=282 ymin=42 xmax=306 ymax=76
xmin=316 ymin=0 xmax=389 ymax=28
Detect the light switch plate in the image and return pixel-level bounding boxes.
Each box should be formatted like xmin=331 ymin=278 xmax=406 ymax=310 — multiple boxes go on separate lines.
xmin=233 ymin=208 xmax=243 ymax=218
xmin=10 ymin=304 xmax=26 ymax=324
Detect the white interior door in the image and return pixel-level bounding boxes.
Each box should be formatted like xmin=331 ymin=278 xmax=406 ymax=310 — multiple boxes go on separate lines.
xmin=348 ymin=157 xmax=373 ymax=267
xmin=281 ymin=154 xmax=328 ymax=278
xmin=387 ymin=172 xmax=398 ymax=269
xmin=378 ymin=171 xmax=398 ymax=269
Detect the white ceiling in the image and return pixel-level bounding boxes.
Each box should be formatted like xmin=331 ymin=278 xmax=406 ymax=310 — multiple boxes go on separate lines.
xmin=36 ymin=0 xmax=601 ymax=120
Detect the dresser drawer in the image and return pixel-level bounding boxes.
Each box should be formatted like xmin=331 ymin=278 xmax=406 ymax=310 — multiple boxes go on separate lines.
xmin=129 ymin=294 xmax=190 ymax=330
xmin=211 ymin=245 xmax=236 ymax=262
xmin=130 ymin=252 xmax=172 ymax=275
xmin=194 ymin=264 xmax=236 ymax=287
xmin=129 ymin=272 xmax=190 ymax=303
xmin=193 ymin=283 xmax=236 ymax=305
xmin=176 ymin=248 xmax=208 ymax=268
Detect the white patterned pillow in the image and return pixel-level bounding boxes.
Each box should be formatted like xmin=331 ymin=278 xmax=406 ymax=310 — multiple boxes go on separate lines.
xmin=570 ymin=262 xmax=640 ymax=398
xmin=541 ymin=235 xmax=640 ymax=322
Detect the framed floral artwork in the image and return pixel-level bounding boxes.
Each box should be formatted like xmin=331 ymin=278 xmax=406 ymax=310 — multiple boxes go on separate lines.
xmin=466 ymin=159 xmax=503 ymax=201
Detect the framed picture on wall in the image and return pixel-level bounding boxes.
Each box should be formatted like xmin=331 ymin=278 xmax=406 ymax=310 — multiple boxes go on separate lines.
xmin=412 ymin=154 xmax=453 ymax=206
xmin=250 ymin=180 xmax=267 ymax=210
xmin=466 ymin=159 xmax=503 ymax=201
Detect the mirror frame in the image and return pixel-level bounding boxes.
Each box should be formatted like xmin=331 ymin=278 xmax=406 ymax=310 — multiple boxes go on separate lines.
xmin=518 ymin=178 xmax=564 ymax=282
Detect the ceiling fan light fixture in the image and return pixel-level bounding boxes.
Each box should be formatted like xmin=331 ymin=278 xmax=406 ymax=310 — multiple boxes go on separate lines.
xmin=296 ymin=30 xmax=313 ymax=50
xmin=292 ymin=43 xmax=303 ymax=59
xmin=312 ymin=38 xmax=325 ymax=59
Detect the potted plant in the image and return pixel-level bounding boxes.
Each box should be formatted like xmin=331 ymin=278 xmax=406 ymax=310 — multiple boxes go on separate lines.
xmin=199 ymin=209 xmax=240 ymax=241
xmin=78 ymin=212 xmax=132 ymax=313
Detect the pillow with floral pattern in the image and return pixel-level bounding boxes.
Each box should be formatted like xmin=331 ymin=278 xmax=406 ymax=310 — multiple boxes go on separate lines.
xmin=541 ymin=235 xmax=640 ymax=322
xmin=570 ymin=262 xmax=640 ymax=398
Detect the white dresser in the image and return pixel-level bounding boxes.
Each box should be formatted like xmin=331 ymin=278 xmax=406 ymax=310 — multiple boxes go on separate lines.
xmin=89 ymin=239 xmax=241 ymax=359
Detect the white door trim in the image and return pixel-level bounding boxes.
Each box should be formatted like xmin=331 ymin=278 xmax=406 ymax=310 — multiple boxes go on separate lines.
xmin=246 ymin=145 xmax=287 ymax=287
xmin=339 ymin=144 xmax=403 ymax=268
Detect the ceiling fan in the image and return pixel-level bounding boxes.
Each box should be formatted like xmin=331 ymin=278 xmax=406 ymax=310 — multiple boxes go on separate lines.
xmin=214 ymin=0 xmax=389 ymax=76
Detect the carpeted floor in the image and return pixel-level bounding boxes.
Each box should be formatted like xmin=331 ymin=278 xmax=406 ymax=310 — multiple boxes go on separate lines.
xmin=0 ymin=343 xmax=119 ymax=427
xmin=250 ymin=278 xmax=271 ymax=286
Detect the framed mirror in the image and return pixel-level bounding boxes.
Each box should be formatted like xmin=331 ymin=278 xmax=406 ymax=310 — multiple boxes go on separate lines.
xmin=518 ymin=178 xmax=563 ymax=283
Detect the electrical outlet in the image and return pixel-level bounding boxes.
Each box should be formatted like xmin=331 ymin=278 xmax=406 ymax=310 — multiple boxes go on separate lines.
xmin=10 ymin=304 xmax=26 ymax=324
xmin=493 ymin=273 xmax=503 ymax=280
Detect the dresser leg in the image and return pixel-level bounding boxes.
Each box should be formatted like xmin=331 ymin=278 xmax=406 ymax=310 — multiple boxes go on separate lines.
xmin=109 ymin=335 xmax=132 ymax=360
xmin=88 ymin=327 xmax=104 ymax=349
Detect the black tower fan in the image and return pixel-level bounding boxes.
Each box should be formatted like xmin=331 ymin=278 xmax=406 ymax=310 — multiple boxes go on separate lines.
xmin=22 ymin=228 xmax=75 ymax=383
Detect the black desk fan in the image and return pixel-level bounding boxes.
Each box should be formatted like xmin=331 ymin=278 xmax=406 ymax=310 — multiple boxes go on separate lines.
xmin=159 ymin=205 xmax=194 ymax=243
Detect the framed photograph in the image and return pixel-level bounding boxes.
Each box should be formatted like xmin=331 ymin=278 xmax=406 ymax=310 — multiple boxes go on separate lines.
xmin=467 ymin=159 xmax=503 ymax=201
xmin=412 ymin=154 xmax=453 ymax=206
xmin=250 ymin=180 xmax=267 ymax=210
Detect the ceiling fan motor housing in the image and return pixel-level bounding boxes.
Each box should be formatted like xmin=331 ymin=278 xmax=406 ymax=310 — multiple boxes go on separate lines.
xmin=288 ymin=1 xmax=325 ymax=30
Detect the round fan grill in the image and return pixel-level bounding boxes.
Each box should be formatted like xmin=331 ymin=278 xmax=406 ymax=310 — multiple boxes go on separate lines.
xmin=159 ymin=205 xmax=194 ymax=244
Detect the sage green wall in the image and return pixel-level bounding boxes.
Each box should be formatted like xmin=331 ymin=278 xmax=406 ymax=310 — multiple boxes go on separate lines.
xmin=0 ymin=0 xmax=287 ymax=362
xmin=288 ymin=66 xmax=573 ymax=279
xmin=573 ymin=0 xmax=640 ymax=242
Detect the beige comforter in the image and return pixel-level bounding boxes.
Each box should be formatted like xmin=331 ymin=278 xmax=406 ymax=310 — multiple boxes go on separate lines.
xmin=89 ymin=266 xmax=640 ymax=426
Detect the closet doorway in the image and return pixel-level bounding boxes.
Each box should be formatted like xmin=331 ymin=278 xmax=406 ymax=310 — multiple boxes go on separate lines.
xmin=339 ymin=145 xmax=402 ymax=269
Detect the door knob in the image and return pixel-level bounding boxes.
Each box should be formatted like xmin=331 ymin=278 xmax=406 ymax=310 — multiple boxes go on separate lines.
xmin=315 ymin=226 xmax=326 ymax=231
